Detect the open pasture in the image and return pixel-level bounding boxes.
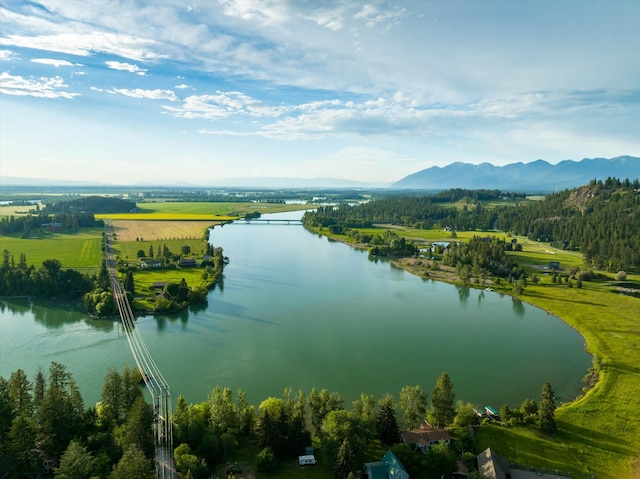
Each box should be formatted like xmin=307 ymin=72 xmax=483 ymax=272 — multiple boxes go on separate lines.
xmin=0 ymin=229 xmax=103 ymax=271
xmin=0 ymin=204 xmax=36 ymax=218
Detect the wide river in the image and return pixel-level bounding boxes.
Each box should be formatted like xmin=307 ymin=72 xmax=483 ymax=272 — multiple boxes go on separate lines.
xmin=1 ymin=211 xmax=591 ymax=410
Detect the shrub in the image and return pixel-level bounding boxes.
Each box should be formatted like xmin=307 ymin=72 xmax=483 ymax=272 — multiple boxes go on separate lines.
xmin=256 ymin=447 xmax=278 ymax=472
xmin=615 ymin=270 xmax=627 ymax=281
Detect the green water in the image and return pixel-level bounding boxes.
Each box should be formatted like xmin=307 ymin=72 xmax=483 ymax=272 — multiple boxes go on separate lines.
xmin=0 ymin=213 xmax=591 ymax=409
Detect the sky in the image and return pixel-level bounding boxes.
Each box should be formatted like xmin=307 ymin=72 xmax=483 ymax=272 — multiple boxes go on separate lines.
xmin=1 ymin=0 xmax=639 ymax=186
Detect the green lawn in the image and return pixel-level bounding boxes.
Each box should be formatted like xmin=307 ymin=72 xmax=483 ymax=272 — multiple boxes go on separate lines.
xmin=114 ymin=238 xmax=209 ymax=264
xmin=0 ymin=229 xmax=103 ymax=272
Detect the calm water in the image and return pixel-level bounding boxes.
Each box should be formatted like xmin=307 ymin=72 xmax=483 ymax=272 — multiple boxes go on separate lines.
xmin=0 ymin=212 xmax=591 ymax=409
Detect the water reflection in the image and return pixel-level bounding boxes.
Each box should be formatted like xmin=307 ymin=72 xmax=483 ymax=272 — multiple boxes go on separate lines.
xmin=456 ymin=285 xmax=470 ymax=303
xmin=512 ymin=297 xmax=525 ymax=317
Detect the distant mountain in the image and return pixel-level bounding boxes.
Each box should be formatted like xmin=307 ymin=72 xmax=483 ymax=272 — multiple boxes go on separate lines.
xmin=392 ymin=156 xmax=640 ymax=192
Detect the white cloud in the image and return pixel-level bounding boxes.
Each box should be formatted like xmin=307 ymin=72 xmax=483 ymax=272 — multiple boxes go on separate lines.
xmin=111 ymin=88 xmax=178 ymax=101
xmin=31 ymin=58 xmax=82 ymax=67
xmin=0 ymin=32 xmax=164 ymax=62
xmin=105 ymin=61 xmax=147 ymax=75
xmin=0 ymin=50 xmax=14 ymax=60
xmin=163 ymin=91 xmax=289 ymax=119
xmin=0 ymin=72 xmax=79 ymax=99
xmin=174 ymin=83 xmax=191 ymax=89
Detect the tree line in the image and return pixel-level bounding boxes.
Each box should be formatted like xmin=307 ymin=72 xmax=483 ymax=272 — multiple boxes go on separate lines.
xmin=0 ymin=212 xmax=102 ymax=236
xmin=0 ymin=365 xmax=558 ymax=479
xmin=303 ymin=179 xmax=640 ymax=272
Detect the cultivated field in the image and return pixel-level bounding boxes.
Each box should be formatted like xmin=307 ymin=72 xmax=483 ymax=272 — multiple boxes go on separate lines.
xmin=111 ymin=220 xmax=218 ymax=242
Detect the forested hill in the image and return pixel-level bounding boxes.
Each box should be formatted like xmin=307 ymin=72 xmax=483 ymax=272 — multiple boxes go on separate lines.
xmin=498 ymin=178 xmax=640 ymax=271
xmin=303 ymin=178 xmax=640 ymax=272
xmin=45 ymin=195 xmax=136 ymax=214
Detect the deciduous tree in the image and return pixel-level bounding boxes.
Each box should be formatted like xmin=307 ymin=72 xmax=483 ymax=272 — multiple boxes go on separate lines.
xmin=431 ymin=372 xmax=455 ymax=428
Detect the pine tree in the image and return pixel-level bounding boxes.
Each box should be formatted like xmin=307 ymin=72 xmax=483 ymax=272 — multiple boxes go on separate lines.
xmin=376 ymin=395 xmax=399 ymax=445
xmin=335 ymin=438 xmax=355 ymax=479
xmin=539 ymin=382 xmax=557 ymax=433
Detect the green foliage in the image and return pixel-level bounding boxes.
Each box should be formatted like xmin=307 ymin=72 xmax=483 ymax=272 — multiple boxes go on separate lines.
xmin=54 ymin=440 xmax=95 ymax=479
xmin=399 ymin=385 xmax=427 ymax=430
xmin=539 ymin=382 xmax=557 ymax=433
xmin=256 ymin=446 xmax=278 ymax=471
xmin=376 ymin=395 xmax=399 ymax=445
xmin=110 ymin=444 xmax=154 ymax=479
xmin=431 ymin=372 xmax=456 ymax=428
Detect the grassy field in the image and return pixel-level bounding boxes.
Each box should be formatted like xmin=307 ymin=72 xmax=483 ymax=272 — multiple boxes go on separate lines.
xmin=0 ymin=204 xmax=36 ymax=217
xmin=0 ymin=229 xmax=103 ymax=272
xmin=114 ymin=237 xmax=209 ymax=264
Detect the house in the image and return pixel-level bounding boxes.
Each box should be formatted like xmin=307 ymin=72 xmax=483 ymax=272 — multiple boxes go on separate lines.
xmin=140 ymin=259 xmax=161 ymax=269
xmin=477 ymin=448 xmax=509 ymax=479
xmin=178 ymin=258 xmax=197 ymax=267
xmin=41 ymin=222 xmax=62 ymax=232
xmin=549 ymin=261 xmax=560 ymax=270
xmin=364 ymin=450 xmax=409 ymax=479
xmin=485 ymin=406 xmax=499 ymax=418
xmin=400 ymin=421 xmax=451 ymax=454
xmin=152 ymin=282 xmax=167 ymax=295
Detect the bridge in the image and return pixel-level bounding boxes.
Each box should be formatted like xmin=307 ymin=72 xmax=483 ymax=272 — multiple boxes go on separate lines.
xmin=104 ymin=221 xmax=176 ymax=479
xmin=237 ymin=218 xmax=303 ymax=225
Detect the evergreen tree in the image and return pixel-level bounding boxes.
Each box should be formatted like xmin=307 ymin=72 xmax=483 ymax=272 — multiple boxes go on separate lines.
xmin=110 ymin=444 xmax=154 ymax=479
xmin=431 ymin=372 xmax=456 ymax=428
xmin=376 ymin=395 xmax=399 ymax=445
xmin=335 ymin=438 xmax=355 ymax=479
xmin=123 ymin=271 xmax=135 ymax=295
xmin=54 ymin=440 xmax=95 ymax=479
xmin=539 ymin=382 xmax=557 ymax=433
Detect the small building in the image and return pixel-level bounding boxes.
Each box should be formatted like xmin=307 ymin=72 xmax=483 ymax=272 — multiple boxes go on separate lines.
xmin=178 ymin=258 xmax=197 ymax=267
xmin=140 ymin=259 xmax=161 ymax=269
xmin=364 ymin=450 xmax=409 ymax=479
xmin=42 ymin=222 xmax=62 ymax=232
xmin=485 ymin=406 xmax=499 ymax=418
xmin=400 ymin=421 xmax=451 ymax=454
xmin=477 ymin=448 xmax=509 ymax=479
xmin=152 ymin=282 xmax=167 ymax=294
xmin=549 ymin=261 xmax=560 ymax=270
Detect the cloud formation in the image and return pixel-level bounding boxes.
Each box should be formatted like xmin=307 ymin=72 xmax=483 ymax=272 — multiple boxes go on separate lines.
xmin=0 ymin=0 xmax=638 ymax=184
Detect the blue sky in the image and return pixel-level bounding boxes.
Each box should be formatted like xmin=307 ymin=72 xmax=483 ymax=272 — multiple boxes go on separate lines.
xmin=1 ymin=0 xmax=639 ymax=186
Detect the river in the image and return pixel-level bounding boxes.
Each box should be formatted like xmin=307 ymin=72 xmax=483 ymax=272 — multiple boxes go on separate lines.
xmin=0 ymin=212 xmax=591 ymax=410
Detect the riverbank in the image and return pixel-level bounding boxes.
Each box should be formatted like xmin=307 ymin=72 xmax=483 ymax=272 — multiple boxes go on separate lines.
xmin=305 ymin=225 xmax=640 ymax=479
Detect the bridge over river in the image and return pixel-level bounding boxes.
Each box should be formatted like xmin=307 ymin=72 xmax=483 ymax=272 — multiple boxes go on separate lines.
xmin=104 ymin=221 xmax=176 ymax=479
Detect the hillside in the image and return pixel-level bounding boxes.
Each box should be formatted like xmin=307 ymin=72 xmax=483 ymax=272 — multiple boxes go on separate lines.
xmin=393 ymin=156 xmax=640 ymax=192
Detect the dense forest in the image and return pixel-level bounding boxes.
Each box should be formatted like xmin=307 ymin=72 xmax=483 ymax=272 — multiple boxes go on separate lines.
xmin=497 ymin=178 xmax=640 ymax=271
xmin=44 ymin=196 xmax=137 ymax=214
xmin=1 ymin=364 xmax=558 ymax=479
xmin=303 ymin=179 xmax=640 ymax=272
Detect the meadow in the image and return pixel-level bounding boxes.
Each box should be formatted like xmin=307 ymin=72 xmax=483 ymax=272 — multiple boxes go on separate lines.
xmin=0 ymin=228 xmax=103 ymax=273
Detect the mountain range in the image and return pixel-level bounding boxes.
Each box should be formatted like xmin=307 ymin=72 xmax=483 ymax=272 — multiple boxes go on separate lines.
xmin=393 ymin=156 xmax=640 ymax=192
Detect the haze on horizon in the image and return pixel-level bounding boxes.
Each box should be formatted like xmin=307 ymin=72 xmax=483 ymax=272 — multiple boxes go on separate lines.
xmin=1 ymin=0 xmax=639 ymax=186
